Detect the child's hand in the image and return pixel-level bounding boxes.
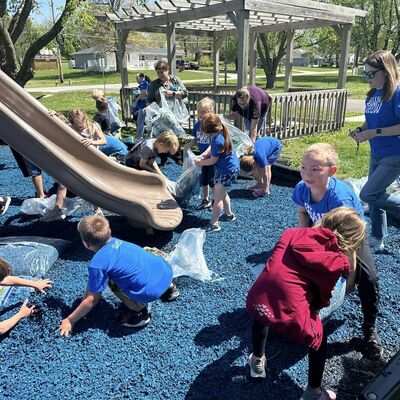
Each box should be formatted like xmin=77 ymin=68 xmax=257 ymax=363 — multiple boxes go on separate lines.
xmin=18 ymin=299 xmax=36 ymax=318
xmin=59 ymin=319 xmax=73 ymax=337
xmin=34 ymin=279 xmax=53 ymax=293
xmin=81 ymin=137 xmax=94 ymax=147
xmin=194 ymin=156 xmax=203 ymax=166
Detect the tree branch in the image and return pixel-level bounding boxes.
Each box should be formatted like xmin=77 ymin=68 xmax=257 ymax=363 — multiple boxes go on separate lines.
xmin=9 ymin=0 xmax=35 ymax=44
xmin=0 ymin=17 xmax=18 ymax=77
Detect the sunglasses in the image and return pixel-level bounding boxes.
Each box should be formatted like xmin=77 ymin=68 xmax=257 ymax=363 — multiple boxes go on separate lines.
xmin=362 ymin=69 xmax=383 ymax=80
xmin=156 ymin=68 xmax=166 ymax=72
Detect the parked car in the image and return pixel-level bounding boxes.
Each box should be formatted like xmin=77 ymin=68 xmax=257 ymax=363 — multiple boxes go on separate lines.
xmin=176 ymin=60 xmax=199 ymax=70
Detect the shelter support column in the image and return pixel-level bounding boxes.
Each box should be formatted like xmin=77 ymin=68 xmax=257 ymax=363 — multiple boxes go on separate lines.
xmin=249 ymin=33 xmax=257 ymax=86
xmin=117 ymin=29 xmax=129 ymax=88
xmin=337 ymin=23 xmax=352 ymax=89
xmin=284 ymin=30 xmax=294 ymax=92
xmin=213 ymin=33 xmax=224 ymax=92
xmin=237 ymin=10 xmax=250 ymax=89
xmin=167 ymin=22 xmax=176 ymax=75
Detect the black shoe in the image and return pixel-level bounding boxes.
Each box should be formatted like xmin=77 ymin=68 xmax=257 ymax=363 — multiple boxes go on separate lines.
xmin=197 ymin=199 xmax=212 ymax=210
xmin=119 ymin=308 xmax=151 ymax=328
xmin=363 ymin=325 xmax=383 ymax=360
xmin=160 ymin=282 xmax=180 ymax=302
xmin=0 ymin=196 xmax=11 ymax=216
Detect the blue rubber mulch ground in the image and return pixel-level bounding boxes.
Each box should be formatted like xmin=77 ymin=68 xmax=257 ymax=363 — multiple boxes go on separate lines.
xmin=0 ymin=144 xmax=399 ymax=400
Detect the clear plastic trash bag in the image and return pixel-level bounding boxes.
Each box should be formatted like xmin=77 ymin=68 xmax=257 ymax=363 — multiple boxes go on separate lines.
xmin=167 ymin=228 xmax=213 ymax=282
xmin=319 ymin=276 xmax=347 ymax=322
xmin=159 ymin=88 xmax=190 ymax=124
xmin=345 ymin=177 xmax=369 ymax=212
xmin=20 ymin=194 xmax=80 ymax=216
xmin=221 ymin=117 xmax=253 ymax=158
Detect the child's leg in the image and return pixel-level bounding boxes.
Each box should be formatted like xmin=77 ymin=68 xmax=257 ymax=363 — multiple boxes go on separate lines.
xmin=265 ymin=165 xmax=271 ymax=192
xmin=252 ymin=318 xmax=269 ymax=358
xmin=202 ymin=185 xmax=210 ymax=201
xmin=210 ymin=184 xmax=225 ymax=224
xmin=222 ymin=189 xmax=233 ymax=217
xmin=32 ymin=175 xmax=45 ymax=198
xmin=307 ymin=329 xmax=328 ymax=393
xmin=109 ymin=280 xmax=146 ymax=312
xmin=55 ymin=184 xmax=67 ymax=210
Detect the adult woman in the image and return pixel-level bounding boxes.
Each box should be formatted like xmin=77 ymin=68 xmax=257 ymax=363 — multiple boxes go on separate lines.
xmin=350 ymin=50 xmax=400 ymax=251
xmin=228 ymin=86 xmax=271 ymax=142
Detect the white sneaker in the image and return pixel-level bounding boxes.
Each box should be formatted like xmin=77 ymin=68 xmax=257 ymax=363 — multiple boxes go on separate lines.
xmin=248 ymin=353 xmax=267 ymax=378
xmin=369 ymin=236 xmax=384 ymax=251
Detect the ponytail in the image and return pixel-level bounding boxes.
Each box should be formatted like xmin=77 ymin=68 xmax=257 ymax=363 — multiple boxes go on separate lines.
xmin=219 ymin=124 xmax=232 ymax=155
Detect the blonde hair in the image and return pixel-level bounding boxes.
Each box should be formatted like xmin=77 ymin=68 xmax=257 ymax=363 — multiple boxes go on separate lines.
xmin=240 ymin=155 xmax=255 ymax=172
xmin=0 ymin=258 xmax=11 ymax=282
xmin=155 ymin=131 xmax=179 ymax=154
xmin=68 ymin=108 xmax=95 ymax=137
xmin=197 ymin=97 xmax=215 ymax=113
xmin=303 ymin=143 xmax=338 ymax=167
xmin=315 ymin=207 xmax=366 ymax=253
xmin=77 ymin=215 xmax=111 ymax=248
xmin=365 ymin=50 xmax=400 ymax=102
xmin=92 ymin=89 xmax=105 ymax=100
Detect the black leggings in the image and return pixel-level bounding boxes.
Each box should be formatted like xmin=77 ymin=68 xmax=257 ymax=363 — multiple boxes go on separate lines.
xmin=252 ymin=319 xmax=328 ymax=388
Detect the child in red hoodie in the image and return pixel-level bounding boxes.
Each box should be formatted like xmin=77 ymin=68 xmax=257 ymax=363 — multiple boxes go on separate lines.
xmin=246 ymin=207 xmax=366 ymax=400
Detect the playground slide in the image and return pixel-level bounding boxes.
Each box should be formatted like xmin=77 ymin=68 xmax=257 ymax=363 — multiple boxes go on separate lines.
xmin=0 ymin=71 xmax=182 ymax=230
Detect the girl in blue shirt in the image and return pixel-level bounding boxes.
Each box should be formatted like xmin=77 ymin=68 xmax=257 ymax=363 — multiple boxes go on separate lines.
xmin=132 ymin=73 xmax=151 ymax=138
xmin=350 ymin=50 xmax=400 ymax=251
xmin=194 ymin=113 xmax=239 ymax=232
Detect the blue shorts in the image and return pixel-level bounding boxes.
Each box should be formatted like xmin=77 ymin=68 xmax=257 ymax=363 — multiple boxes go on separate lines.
xmin=266 ymin=144 xmax=282 ymax=166
xmin=212 ymin=168 xmax=239 ymax=188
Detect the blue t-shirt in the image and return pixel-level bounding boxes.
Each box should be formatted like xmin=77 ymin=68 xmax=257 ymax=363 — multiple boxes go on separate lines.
xmin=99 ymin=135 xmax=128 ymax=157
xmin=87 ymin=238 xmax=172 ymax=303
xmin=253 ymin=137 xmax=282 ymax=168
xmin=192 ymin=120 xmax=211 ymax=153
xmin=137 ymin=80 xmax=149 ymax=109
xmin=365 ymin=86 xmax=400 ymax=157
xmin=292 ymin=177 xmax=364 ymax=224
xmin=210 ymin=133 xmax=239 ymax=174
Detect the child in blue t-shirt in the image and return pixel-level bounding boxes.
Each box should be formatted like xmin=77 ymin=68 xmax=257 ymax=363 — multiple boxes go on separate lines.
xmin=184 ymin=97 xmax=216 ymax=209
xmin=240 ymin=137 xmax=282 ymax=197
xmin=291 ymin=143 xmax=382 ymax=362
xmin=131 ymin=73 xmax=151 ymax=138
xmin=194 ymin=112 xmax=240 ymax=233
xmin=58 ymin=215 xmax=179 ymax=336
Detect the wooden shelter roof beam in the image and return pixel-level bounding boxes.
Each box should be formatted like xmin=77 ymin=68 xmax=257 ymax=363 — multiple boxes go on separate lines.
xmin=250 ymin=18 xmax=341 ymax=33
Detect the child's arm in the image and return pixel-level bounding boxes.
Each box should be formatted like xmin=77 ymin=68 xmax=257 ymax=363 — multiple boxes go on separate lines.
xmin=345 ymin=251 xmax=358 ymax=293
xmin=297 ymin=207 xmax=312 ymax=227
xmin=138 ymin=158 xmax=165 ymax=177
xmin=0 ymin=299 xmax=35 ymax=335
xmin=0 ymin=277 xmax=52 ymax=293
xmin=194 ymin=155 xmax=218 ymax=167
xmin=59 ymin=290 xmax=101 ymax=337
xmin=200 ymin=146 xmax=211 ymax=158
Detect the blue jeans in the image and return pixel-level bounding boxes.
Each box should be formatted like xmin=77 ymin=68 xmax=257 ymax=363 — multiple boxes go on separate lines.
xmin=360 ymin=154 xmax=400 ymax=239
xmin=244 ymin=112 xmax=269 ymax=137
xmin=137 ymin=108 xmax=145 ymax=138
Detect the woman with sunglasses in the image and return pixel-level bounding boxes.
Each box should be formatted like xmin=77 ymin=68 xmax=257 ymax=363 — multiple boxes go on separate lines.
xmin=350 ymin=50 xmax=400 ymax=251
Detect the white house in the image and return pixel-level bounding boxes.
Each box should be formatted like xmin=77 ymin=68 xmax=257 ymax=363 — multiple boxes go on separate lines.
xmin=72 ymin=45 xmax=184 ymax=71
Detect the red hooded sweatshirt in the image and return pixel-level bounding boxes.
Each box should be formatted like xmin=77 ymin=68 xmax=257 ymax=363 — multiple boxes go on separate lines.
xmin=246 ymin=227 xmax=350 ymax=350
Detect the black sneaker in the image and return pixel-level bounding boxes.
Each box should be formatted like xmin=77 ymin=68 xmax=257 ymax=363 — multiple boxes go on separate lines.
xmin=223 ymin=213 xmax=236 ymax=222
xmin=362 ymin=326 xmax=383 ymax=360
xmin=203 ymin=222 xmax=221 ymax=232
xmin=119 ymin=308 xmax=151 ymax=328
xmin=0 ymin=196 xmax=11 ymax=216
xmin=197 ymin=199 xmax=212 ymax=210
xmin=160 ymin=282 xmax=180 ymax=302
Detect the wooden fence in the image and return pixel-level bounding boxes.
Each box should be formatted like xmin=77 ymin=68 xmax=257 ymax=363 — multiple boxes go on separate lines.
xmin=120 ymin=87 xmax=347 ymax=139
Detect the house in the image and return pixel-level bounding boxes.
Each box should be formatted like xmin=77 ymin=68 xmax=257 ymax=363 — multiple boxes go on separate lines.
xmin=72 ymin=45 xmax=184 ymax=71
xmin=33 ymin=53 xmax=58 ymax=70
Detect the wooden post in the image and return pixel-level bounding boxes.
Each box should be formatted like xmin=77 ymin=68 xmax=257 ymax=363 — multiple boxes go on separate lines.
xmin=117 ymin=29 xmax=129 ymax=88
xmin=249 ymin=33 xmax=257 ymax=86
xmin=213 ymin=33 xmax=222 ymax=92
xmin=167 ymin=22 xmax=176 ymax=75
xmin=237 ymin=10 xmax=250 ymax=89
xmin=284 ymin=30 xmax=294 ymax=92
xmin=337 ymin=23 xmax=352 ymax=89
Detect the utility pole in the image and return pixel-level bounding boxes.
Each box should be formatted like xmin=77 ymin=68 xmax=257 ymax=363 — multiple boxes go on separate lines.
xmin=50 ymin=0 xmax=64 ymax=83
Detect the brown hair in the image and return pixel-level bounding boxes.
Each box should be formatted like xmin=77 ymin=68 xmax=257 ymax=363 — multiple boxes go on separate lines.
xmin=303 ymin=143 xmax=338 ymax=167
xmin=77 ymin=215 xmax=112 ymax=248
xmin=0 ymin=258 xmax=11 ymax=282
xmin=201 ymin=113 xmax=232 ymax=155
xmin=315 ymin=207 xmax=366 ymax=253
xmin=155 ymin=131 xmax=179 ymax=154
xmin=68 ymin=108 xmax=95 ymax=137
xmin=240 ymin=155 xmax=255 ymax=172
xmin=154 ymin=60 xmax=169 ymax=72
xmin=96 ymin=97 xmax=109 ymax=113
xmin=365 ymin=50 xmax=400 ymax=102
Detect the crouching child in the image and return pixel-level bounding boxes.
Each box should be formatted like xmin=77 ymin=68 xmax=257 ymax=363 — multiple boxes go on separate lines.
xmin=58 ymin=215 xmax=178 ymax=336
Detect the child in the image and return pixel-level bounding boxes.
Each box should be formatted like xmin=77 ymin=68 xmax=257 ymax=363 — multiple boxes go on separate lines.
xmin=58 ymin=215 xmax=179 ymax=336
xmin=94 ymin=98 xmax=112 ymax=136
xmin=184 ymin=97 xmax=216 ymax=209
xmin=131 ymin=73 xmax=151 ymax=138
xmin=240 ymin=136 xmax=282 ymax=197
xmin=247 ymin=207 xmax=366 ymax=400
xmin=92 ymin=89 xmax=122 ymax=134
xmin=194 ymin=113 xmax=240 ymax=232
xmin=0 ymin=257 xmax=52 ymax=335
xmin=292 ymin=143 xmax=382 ymax=360
xmin=125 ymin=131 xmax=179 ymax=178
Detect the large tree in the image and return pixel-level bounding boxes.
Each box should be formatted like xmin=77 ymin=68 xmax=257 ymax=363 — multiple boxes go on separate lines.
xmin=0 ymin=0 xmax=82 ymax=87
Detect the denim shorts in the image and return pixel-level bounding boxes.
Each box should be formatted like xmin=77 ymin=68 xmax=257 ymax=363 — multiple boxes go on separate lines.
xmin=266 ymin=144 xmax=283 ymax=165
xmin=212 ymin=168 xmax=239 ymax=188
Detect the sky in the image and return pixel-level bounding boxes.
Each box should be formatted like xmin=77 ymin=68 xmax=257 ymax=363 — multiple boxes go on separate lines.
xmin=32 ymin=0 xmax=66 ymax=23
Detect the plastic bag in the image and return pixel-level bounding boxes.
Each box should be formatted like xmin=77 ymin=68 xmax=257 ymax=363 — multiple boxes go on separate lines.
xmin=345 ymin=177 xmax=369 ymax=212
xmin=167 ymin=228 xmax=213 ymax=282
xmin=159 ymin=88 xmax=190 ymax=124
xmin=20 ymin=194 xmax=80 ymax=216
xmin=319 ymin=276 xmax=347 ymax=322
xmin=221 ymin=117 xmax=252 ymax=158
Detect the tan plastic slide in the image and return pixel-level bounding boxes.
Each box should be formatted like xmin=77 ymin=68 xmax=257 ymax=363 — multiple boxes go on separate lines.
xmin=0 ymin=71 xmax=183 ymax=230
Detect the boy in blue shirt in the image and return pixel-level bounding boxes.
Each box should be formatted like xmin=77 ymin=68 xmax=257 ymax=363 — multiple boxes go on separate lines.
xmin=292 ymin=143 xmax=382 ymax=361
xmin=58 ymin=215 xmax=178 ymax=336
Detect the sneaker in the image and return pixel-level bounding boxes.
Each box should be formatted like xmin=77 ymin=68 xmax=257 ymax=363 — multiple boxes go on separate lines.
xmin=0 ymin=196 xmax=11 ymax=216
xmin=119 ymin=308 xmax=151 ymax=328
xmin=301 ymin=386 xmax=336 ymax=400
xmin=160 ymin=282 xmax=180 ymax=302
xmin=247 ymin=183 xmax=262 ymax=191
xmin=197 ymin=199 xmax=212 ymax=210
xmin=41 ymin=207 xmax=66 ymax=222
xmin=362 ymin=325 xmax=383 ymax=360
xmin=253 ymin=189 xmax=268 ymax=198
xmin=224 ymin=213 xmax=236 ymax=222
xmin=248 ymin=353 xmax=267 ymax=378
xmin=369 ymin=236 xmax=385 ymax=251
xmin=203 ymin=222 xmax=221 ymax=232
